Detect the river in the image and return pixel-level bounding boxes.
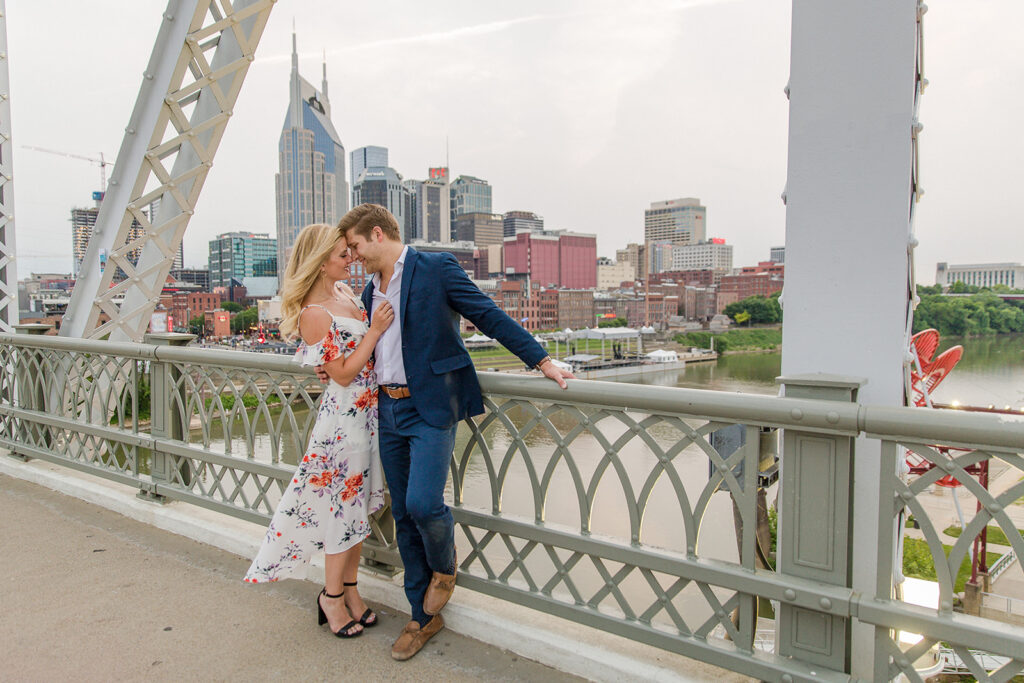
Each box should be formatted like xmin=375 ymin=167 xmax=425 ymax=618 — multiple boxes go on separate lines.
xmin=629 ymin=334 xmax=1024 ymax=410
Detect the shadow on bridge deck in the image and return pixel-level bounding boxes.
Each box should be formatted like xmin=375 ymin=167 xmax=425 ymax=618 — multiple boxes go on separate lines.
xmin=0 ymin=472 xmax=577 ymax=681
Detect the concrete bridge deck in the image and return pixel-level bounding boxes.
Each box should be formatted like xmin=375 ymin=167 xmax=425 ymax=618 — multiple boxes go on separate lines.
xmin=0 ymin=455 xmax=748 ymax=682
xmin=0 ymin=473 xmax=578 ymax=682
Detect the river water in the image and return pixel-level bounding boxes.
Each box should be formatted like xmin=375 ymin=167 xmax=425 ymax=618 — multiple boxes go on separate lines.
xmin=630 ymin=334 xmax=1024 ymax=410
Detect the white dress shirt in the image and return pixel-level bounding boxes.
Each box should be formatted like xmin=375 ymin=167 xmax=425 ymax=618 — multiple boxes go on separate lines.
xmin=371 ymin=246 xmax=408 ymax=385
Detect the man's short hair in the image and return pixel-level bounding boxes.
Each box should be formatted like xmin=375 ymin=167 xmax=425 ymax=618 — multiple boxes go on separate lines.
xmin=337 ymin=204 xmax=401 ymax=242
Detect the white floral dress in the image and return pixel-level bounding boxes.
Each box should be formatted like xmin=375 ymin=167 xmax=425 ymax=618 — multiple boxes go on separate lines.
xmin=244 ymin=301 xmax=385 ymax=583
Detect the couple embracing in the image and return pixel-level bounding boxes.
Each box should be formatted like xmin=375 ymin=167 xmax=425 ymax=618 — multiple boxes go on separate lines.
xmin=245 ymin=204 xmax=573 ymax=660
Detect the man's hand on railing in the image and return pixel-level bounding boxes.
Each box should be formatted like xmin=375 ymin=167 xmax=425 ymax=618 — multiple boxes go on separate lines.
xmin=538 ymin=358 xmax=574 ymax=390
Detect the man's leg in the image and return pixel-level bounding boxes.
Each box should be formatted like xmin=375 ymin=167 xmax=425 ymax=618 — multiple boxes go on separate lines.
xmin=378 ymin=394 xmax=430 ymax=625
xmin=401 ymin=404 xmax=457 ymax=619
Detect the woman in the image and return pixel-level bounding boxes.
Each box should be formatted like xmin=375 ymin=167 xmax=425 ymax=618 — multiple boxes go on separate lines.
xmin=244 ymin=223 xmax=394 ymax=639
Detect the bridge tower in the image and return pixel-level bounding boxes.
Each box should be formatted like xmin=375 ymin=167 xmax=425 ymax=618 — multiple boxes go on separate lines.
xmin=61 ymin=0 xmax=276 ymax=341
xmin=0 ymin=0 xmax=16 ymax=333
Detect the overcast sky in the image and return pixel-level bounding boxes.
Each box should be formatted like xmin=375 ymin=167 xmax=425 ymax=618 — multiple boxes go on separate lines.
xmin=6 ymin=0 xmax=1023 ymax=283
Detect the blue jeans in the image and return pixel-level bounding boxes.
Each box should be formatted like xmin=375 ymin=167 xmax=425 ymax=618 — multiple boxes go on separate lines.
xmin=378 ymin=393 xmax=457 ymax=625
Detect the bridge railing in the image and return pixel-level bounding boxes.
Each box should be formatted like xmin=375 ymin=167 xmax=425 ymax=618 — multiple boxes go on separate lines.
xmin=2 ymin=330 xmax=1023 ymax=682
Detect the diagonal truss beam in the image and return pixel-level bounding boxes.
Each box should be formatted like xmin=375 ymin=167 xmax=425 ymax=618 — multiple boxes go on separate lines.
xmin=0 ymin=0 xmax=17 ymax=333
xmin=62 ymin=0 xmax=276 ymax=341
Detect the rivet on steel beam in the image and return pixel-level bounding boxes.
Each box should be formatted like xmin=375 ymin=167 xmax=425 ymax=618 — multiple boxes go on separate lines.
xmin=897 ymin=657 xmax=910 ymax=669
xmin=144 ymin=72 xmax=154 ymax=80
xmin=989 ymin=504 xmax=1002 ymax=514
xmin=226 ymin=110 xmax=233 ymax=116
xmin=204 ymin=162 xmax=213 ymax=168
xmin=164 ymin=13 xmax=174 ymax=21
xmin=826 ymin=411 xmax=839 ymax=424
xmin=186 ymin=210 xmax=195 ymax=216
xmin=900 ymin=490 xmax=913 ymax=500
xmin=783 ymin=589 xmax=796 ymax=601
xmin=110 ymin=180 xmax=118 ymax=186
xmin=165 ymin=96 xmax=175 ymax=105
xmin=247 ymin=55 xmax=255 ymax=62
xmin=819 ymin=597 xmax=831 ymax=610
xmin=126 ymin=127 xmax=136 ymax=135
xmin=790 ymin=408 xmax=802 ymax=420
xmin=781 ymin=675 xmax=793 ymax=683
xmin=940 ymin=601 xmax=952 ymax=611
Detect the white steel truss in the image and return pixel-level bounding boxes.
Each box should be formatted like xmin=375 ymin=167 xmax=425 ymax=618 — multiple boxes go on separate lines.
xmin=0 ymin=0 xmax=17 ymax=333
xmin=62 ymin=0 xmax=276 ymax=341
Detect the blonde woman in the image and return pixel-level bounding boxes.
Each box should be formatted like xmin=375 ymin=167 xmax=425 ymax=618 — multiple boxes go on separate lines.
xmin=244 ymin=223 xmax=394 ymax=639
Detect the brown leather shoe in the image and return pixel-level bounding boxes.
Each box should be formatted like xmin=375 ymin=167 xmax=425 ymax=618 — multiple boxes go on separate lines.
xmin=391 ymin=615 xmax=444 ymax=661
xmin=423 ymin=554 xmax=457 ymax=616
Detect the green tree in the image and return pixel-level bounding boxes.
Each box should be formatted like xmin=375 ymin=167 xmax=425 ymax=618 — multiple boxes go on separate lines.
xmin=723 ymin=295 xmax=781 ymax=324
xmin=221 ymin=301 xmax=243 ymax=313
xmin=231 ymin=306 xmax=258 ymax=334
xmin=597 ymin=316 xmax=627 ymax=328
xmin=188 ymin=315 xmax=205 ymax=335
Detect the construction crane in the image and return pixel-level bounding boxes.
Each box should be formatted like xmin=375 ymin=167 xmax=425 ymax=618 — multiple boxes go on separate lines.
xmin=21 ymin=145 xmax=112 ymax=193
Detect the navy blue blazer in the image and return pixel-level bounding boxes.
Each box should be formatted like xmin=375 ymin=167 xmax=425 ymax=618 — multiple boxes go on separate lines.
xmin=362 ymin=247 xmax=547 ymax=428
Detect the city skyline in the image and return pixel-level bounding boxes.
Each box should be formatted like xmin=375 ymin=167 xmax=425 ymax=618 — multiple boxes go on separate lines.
xmin=6 ymin=1 xmax=1023 ymax=283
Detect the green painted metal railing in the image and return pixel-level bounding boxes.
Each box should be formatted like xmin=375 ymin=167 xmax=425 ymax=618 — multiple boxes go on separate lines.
xmin=2 ymin=330 xmax=1023 ymax=682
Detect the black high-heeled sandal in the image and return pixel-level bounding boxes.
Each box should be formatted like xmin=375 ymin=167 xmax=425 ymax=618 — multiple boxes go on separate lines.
xmin=317 ymin=588 xmax=363 ymax=638
xmin=344 ymin=581 xmax=377 ymax=627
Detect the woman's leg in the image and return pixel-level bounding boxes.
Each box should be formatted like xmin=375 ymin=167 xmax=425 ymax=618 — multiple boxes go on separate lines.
xmin=320 ymin=547 xmax=362 ymax=635
xmin=342 ymin=542 xmax=374 ymax=623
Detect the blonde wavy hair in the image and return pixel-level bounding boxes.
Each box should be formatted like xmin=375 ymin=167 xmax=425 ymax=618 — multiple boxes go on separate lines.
xmin=279 ymin=223 xmax=342 ymax=340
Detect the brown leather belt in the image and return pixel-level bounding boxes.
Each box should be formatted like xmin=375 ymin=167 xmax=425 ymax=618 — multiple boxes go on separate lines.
xmin=380 ymin=385 xmax=411 ymax=399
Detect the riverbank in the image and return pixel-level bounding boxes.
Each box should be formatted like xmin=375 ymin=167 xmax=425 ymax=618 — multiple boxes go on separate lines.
xmin=673 ymin=327 xmax=782 ymax=353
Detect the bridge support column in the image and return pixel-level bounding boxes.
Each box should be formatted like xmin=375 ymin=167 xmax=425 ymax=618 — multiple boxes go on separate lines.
xmin=782 ymin=1 xmax=919 ymax=676
xmin=143 ymin=332 xmax=195 ymax=501
xmin=776 ymin=374 xmax=862 ymax=672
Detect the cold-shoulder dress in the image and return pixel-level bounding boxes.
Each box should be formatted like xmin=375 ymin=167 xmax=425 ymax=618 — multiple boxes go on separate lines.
xmin=244 ymin=302 xmax=385 ymax=583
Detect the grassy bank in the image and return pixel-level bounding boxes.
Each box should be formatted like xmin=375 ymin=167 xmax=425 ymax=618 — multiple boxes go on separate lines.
xmin=674 ymin=328 xmax=782 ymax=353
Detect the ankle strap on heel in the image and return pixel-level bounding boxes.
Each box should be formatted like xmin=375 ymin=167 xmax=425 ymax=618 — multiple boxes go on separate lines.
xmin=344 ymin=581 xmax=358 ymax=587
xmin=321 ymin=587 xmax=344 ymax=599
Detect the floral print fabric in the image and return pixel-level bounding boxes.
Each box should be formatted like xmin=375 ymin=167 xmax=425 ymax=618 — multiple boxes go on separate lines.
xmin=244 ymin=305 xmax=384 ymax=583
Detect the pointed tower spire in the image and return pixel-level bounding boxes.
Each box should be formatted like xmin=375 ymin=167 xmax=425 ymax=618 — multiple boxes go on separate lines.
xmin=321 ymin=49 xmax=331 ymax=118
xmin=289 ymin=24 xmax=302 ymax=127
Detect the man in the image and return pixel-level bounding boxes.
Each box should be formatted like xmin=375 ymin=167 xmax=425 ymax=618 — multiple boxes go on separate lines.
xmin=335 ymin=204 xmax=573 ymax=661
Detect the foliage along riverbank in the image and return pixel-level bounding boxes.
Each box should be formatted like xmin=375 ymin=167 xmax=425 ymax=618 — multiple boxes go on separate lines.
xmin=673 ymin=328 xmax=781 ymax=353
xmin=913 ymin=285 xmax=1024 ymax=336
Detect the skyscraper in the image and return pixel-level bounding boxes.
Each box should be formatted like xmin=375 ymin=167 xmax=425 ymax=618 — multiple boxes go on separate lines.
xmin=351 ymin=146 xmax=388 ymax=200
xmin=503 ymin=210 xmax=543 ymax=238
xmin=275 ymin=31 xmax=348 ymax=282
xmin=352 ymin=167 xmax=410 ymax=240
xmin=644 ymin=198 xmax=706 ymax=245
xmin=208 ymin=232 xmax=277 ymax=289
xmin=71 ymin=192 xmax=146 ymax=279
xmin=451 ymin=175 xmax=492 ymax=218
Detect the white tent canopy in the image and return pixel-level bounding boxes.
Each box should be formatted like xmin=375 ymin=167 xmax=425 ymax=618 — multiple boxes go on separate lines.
xmin=572 ymin=327 xmax=640 ymax=340
xmin=646 ymin=349 xmax=678 ymax=362
xmin=464 ymin=333 xmax=494 ymax=343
